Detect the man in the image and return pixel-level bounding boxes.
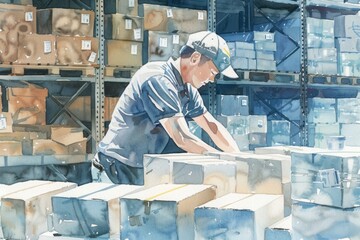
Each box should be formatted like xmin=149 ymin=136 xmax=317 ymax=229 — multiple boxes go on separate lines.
xmin=93 ymin=31 xmax=240 ymax=185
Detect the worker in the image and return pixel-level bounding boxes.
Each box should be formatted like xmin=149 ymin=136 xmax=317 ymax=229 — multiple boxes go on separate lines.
xmin=92 ymin=31 xmax=240 ymax=185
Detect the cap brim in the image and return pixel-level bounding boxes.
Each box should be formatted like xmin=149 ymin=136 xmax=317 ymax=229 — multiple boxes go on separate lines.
xmin=221 ymin=65 xmax=238 ymax=79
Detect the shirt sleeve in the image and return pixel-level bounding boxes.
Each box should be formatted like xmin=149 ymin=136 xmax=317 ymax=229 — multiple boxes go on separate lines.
xmin=185 ymin=85 xmax=207 ymax=119
xmin=140 ymin=76 xmax=182 ymax=124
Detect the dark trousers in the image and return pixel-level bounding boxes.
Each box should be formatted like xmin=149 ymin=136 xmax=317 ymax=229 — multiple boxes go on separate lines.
xmin=93 ymin=152 xmax=144 ymax=185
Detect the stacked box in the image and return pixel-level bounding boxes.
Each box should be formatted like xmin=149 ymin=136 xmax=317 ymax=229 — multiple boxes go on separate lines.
xmin=147 ymin=31 xmax=188 ymax=61
xmin=104 ymin=14 xmax=144 ymax=41
xmin=337 ymin=52 xmax=360 ymax=77
xmin=143 ymin=153 xmax=219 ymax=187
xmin=216 ymin=95 xmax=249 ymax=116
xmin=56 ymin=36 xmax=99 ymax=66
xmin=307 ymin=17 xmax=337 ymax=75
xmin=194 ymin=193 xmax=284 ymax=240
xmin=104 ymin=0 xmax=138 ymax=15
xmin=254 ymin=31 xmax=276 ymax=71
xmin=308 ymin=123 xmax=340 ymax=148
xmin=37 ymin=8 xmax=95 ymax=37
xmin=0 ymin=3 xmax=37 ymax=63
xmin=249 ymin=115 xmax=267 ymax=148
xmin=337 ymin=98 xmax=360 ymax=123
xmin=264 ymin=216 xmax=292 ymax=240
xmin=340 ymin=123 xmax=360 ymax=146
xmin=172 ymin=160 xmax=237 ymax=197
xmin=231 ymin=40 xmax=256 ymax=70
xmin=105 ymin=40 xmax=142 ymax=67
xmin=308 ymin=97 xmax=336 ymax=124
xmin=51 ymin=183 xmax=142 ymax=238
xmin=7 ymin=84 xmax=48 ymax=125
xmin=120 ymin=184 xmax=216 ymax=240
xmin=0 ymin=181 xmax=77 ymax=240
xmin=267 ymin=120 xmax=291 ymax=146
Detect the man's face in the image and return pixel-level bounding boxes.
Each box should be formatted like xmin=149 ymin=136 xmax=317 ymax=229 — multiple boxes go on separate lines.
xmin=190 ymin=57 xmax=219 ymax=89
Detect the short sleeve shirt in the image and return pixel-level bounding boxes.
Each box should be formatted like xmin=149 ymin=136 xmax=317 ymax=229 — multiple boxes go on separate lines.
xmin=98 ymin=58 xmax=207 ymax=167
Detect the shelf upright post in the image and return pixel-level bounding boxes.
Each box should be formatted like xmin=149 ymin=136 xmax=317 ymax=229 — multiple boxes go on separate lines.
xmin=207 ymin=0 xmax=217 ymax=117
xmin=300 ymin=0 xmax=309 ymax=146
xmin=94 ymin=0 xmax=105 ymax=148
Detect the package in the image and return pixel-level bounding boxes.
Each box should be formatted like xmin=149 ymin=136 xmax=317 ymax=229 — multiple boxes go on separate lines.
xmin=7 ymin=84 xmax=48 ymax=125
xmin=104 ymin=0 xmax=138 ymax=15
xmin=16 ymin=34 xmax=56 ymax=65
xmin=37 ymin=8 xmax=95 ymax=37
xmin=105 ymin=40 xmax=142 ymax=67
xmin=0 ymin=112 xmax=13 ymax=133
xmin=120 ymin=184 xmax=216 ymax=240
xmin=56 ymin=36 xmax=99 ymax=66
xmin=334 ymin=14 xmax=360 ymax=38
xmin=0 ymin=181 xmax=77 ymax=240
xmin=51 ymin=183 xmax=142 ymax=238
xmin=194 ymin=193 xmax=284 ymax=240
xmin=0 ymin=140 xmax=22 ymax=156
xmin=104 ymin=14 xmax=144 ymax=41
xmin=264 ymin=216 xmax=292 ymax=240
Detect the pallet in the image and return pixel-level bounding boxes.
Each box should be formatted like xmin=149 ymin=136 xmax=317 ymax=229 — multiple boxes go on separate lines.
xmin=308 ymin=74 xmax=360 ymax=85
xmin=0 ymin=64 xmax=98 ymax=77
xmin=233 ymin=70 xmax=300 ymax=83
xmin=104 ymin=66 xmax=139 ymax=78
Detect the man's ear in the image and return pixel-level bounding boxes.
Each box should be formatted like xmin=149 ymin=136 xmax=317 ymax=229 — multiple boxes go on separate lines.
xmin=190 ymin=52 xmax=201 ymax=65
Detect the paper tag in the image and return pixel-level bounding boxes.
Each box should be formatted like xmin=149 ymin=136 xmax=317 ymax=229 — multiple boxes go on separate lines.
xmin=134 ymin=28 xmax=142 ymax=40
xmin=128 ymin=0 xmax=135 ymax=7
xmin=159 ymin=37 xmax=168 ymax=48
xmin=257 ymin=120 xmax=264 ymax=128
xmin=167 ymin=9 xmax=173 ymax=18
xmin=241 ymin=99 xmax=248 ymax=106
xmin=25 ymin=12 xmax=33 ymax=22
xmin=131 ymin=44 xmax=138 ymax=55
xmin=0 ymin=116 xmax=6 ymax=130
xmin=43 ymin=41 xmax=52 ymax=53
xmin=88 ymin=52 xmax=97 ymax=62
xmin=265 ymin=33 xmax=273 ymax=40
xmin=81 ymin=13 xmax=90 ymax=24
xmin=125 ymin=19 xmax=132 ymax=30
xmin=173 ymin=35 xmax=179 ymax=44
xmin=198 ymin=11 xmax=204 ymax=20
xmin=81 ymin=40 xmax=92 ymax=50
xmin=319 ymin=169 xmax=340 ymax=188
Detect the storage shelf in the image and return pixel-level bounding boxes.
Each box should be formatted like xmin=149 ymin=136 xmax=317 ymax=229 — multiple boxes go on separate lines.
xmin=104 ymin=77 xmax=131 ymax=83
xmin=217 ymin=80 xmax=300 ymax=88
xmin=254 ymin=0 xmax=299 ymax=8
xmin=306 ymin=0 xmax=360 ymax=10
xmin=0 ymin=75 xmax=95 ymax=82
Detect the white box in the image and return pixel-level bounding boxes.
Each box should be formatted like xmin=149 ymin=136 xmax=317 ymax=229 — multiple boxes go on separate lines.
xmin=265 ymin=216 xmax=292 ymax=240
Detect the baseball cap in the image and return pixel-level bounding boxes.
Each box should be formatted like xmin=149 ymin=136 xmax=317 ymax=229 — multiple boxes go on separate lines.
xmin=181 ymin=31 xmax=238 ymax=79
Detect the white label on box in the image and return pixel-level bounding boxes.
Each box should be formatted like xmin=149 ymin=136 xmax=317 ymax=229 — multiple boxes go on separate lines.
xmin=265 ymin=33 xmax=273 ymax=40
xmin=43 ymin=41 xmax=52 ymax=53
xmin=159 ymin=37 xmax=168 ymax=48
xmin=0 ymin=116 xmax=6 ymax=130
xmin=173 ymin=35 xmax=179 ymax=44
xmin=241 ymin=99 xmax=248 ymax=106
xmin=134 ymin=28 xmax=142 ymax=40
xmin=88 ymin=52 xmax=97 ymax=62
xmin=125 ymin=19 xmax=132 ymax=30
xmin=81 ymin=14 xmax=90 ymax=24
xmin=81 ymin=40 xmax=92 ymax=50
xmin=25 ymin=12 xmax=33 ymax=22
xmin=198 ymin=11 xmax=204 ymax=20
xmin=319 ymin=168 xmax=340 ymax=188
xmin=167 ymin=9 xmax=173 ymax=18
xmin=128 ymin=0 xmax=135 ymax=7
xmin=131 ymin=44 xmax=138 ymax=55
xmin=257 ymin=120 xmax=264 ymax=128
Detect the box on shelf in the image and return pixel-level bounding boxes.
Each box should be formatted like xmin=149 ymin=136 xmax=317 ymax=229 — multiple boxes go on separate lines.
xmin=0 ymin=181 xmax=77 ymax=240
xmin=37 ymin=8 xmax=95 ymax=37
xmin=16 ymin=34 xmax=57 ymax=65
xmin=104 ymin=14 xmax=144 ymax=41
xmin=56 ymin=36 xmax=99 ymax=66
xmin=51 ymin=183 xmax=142 ymax=238
xmin=194 ymin=193 xmax=284 ymax=240
xmin=0 ymin=112 xmax=13 ymax=133
xmin=0 ymin=141 xmax=22 ymax=156
xmin=334 ymin=14 xmax=360 ymax=38
xmin=105 ymin=40 xmax=142 ymax=67
xmin=104 ymin=0 xmax=138 ymax=15
xmin=7 ymin=84 xmax=48 ymax=125
xmin=120 ymin=184 xmax=216 ymax=240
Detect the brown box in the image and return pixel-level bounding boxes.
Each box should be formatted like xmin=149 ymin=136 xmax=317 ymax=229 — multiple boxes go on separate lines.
xmin=0 ymin=112 xmax=13 ymax=133
xmin=104 ymin=97 xmax=119 ymax=121
xmin=105 ymin=40 xmax=142 ymax=67
xmin=104 ymin=14 xmax=144 ymax=41
xmin=7 ymin=84 xmax=48 ymax=125
xmin=0 ymin=4 xmax=37 ymax=63
xmin=37 ymin=8 xmax=95 ymax=37
xmin=139 ymin=4 xmax=207 ymax=33
xmin=0 ymin=131 xmax=47 ymax=155
xmin=0 ymin=140 xmax=22 ymax=156
xmin=16 ymin=34 xmax=56 ymax=65
xmin=56 ymin=36 xmax=99 ymax=66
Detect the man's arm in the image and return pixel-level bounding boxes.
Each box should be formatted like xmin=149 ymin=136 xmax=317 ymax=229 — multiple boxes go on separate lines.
xmin=193 ymin=112 xmax=240 ymax=152
xmin=159 ymin=115 xmax=219 ymax=154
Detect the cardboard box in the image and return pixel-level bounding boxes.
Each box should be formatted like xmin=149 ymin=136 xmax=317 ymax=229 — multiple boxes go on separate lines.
xmin=37 ymin=8 xmax=95 ymax=37
xmin=56 ymin=36 xmax=99 ymax=66
xmin=0 ymin=112 xmax=13 ymax=133
xmin=194 ymin=193 xmax=284 ymax=240
xmin=104 ymin=14 xmax=144 ymax=41
xmin=105 ymin=40 xmax=142 ymax=67
xmin=7 ymin=84 xmax=48 ymax=125
xmin=265 ymin=216 xmax=292 ymax=240
xmin=52 ymin=183 xmax=142 ymax=238
xmin=121 ymin=184 xmax=216 ymax=240
xmin=16 ymin=34 xmax=57 ymax=65
xmin=104 ymin=0 xmax=138 ymax=15
xmin=1 ymin=181 xmax=77 ymax=240
xmin=0 ymin=141 xmax=22 ymax=156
